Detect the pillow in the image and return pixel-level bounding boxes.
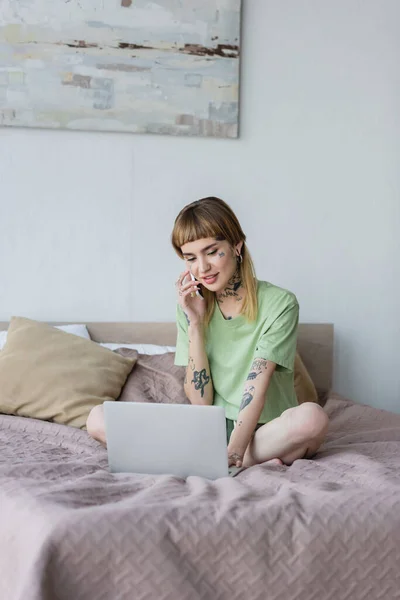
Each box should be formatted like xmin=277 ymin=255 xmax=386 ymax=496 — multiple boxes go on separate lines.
xmin=56 ymin=324 xmax=91 ymax=340
xmin=0 ymin=317 xmax=136 ymax=429
xmin=115 ymin=349 xmax=189 ymax=405
xmin=294 ymin=352 xmax=319 ymax=404
xmin=115 ymin=349 xmax=318 ymax=407
xmin=101 ymin=342 xmax=176 ymax=354
xmin=0 ymin=323 xmax=91 ymax=350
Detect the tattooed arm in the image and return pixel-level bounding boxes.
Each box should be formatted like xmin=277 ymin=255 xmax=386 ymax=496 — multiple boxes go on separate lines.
xmin=183 ymin=319 xmax=213 ymax=406
xmin=227 ymin=358 xmax=276 ymax=465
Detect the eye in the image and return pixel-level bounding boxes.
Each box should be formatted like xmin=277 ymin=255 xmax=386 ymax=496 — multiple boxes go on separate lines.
xmin=185 ymin=249 xmax=217 ymax=262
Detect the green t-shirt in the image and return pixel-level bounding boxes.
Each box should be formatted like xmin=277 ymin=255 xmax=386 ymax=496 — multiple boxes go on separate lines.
xmin=174 ymin=280 xmax=299 ymax=423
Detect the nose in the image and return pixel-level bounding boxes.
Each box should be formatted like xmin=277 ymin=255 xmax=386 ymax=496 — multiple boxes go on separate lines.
xmin=198 ymin=256 xmax=212 ymax=276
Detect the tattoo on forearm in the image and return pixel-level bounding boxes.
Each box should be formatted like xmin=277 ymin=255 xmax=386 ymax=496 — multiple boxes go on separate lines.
xmin=246 ymin=358 xmax=268 ymax=380
xmin=189 ymin=357 xmax=195 ymax=371
xmin=184 ymin=311 xmax=190 ymax=326
xmin=191 ymin=369 xmax=210 ymax=398
xmin=239 ymin=385 xmax=255 ymax=411
xmin=239 ymin=385 xmax=256 ymax=412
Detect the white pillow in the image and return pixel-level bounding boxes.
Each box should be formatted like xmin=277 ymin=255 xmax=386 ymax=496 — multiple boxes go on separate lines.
xmin=56 ymin=324 xmax=91 ymax=340
xmin=0 ymin=323 xmax=91 ymax=350
xmin=100 ymin=343 xmax=176 ymax=355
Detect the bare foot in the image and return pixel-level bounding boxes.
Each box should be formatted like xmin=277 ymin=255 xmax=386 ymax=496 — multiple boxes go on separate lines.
xmin=242 ymin=446 xmax=284 ymax=469
xmin=265 ymin=458 xmax=283 ymax=466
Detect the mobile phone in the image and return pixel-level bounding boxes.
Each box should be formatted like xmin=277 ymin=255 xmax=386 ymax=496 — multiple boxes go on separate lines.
xmin=189 ymin=271 xmax=202 ymax=297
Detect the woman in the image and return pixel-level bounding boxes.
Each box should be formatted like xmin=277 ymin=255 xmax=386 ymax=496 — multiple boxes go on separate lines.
xmin=87 ymin=196 xmax=328 ymax=469
xmin=171 ymin=196 xmax=328 ymax=468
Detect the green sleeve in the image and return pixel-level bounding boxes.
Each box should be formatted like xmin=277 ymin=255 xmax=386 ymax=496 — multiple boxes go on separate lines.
xmin=253 ymin=301 xmax=299 ymax=372
xmin=174 ymin=304 xmax=189 ymax=366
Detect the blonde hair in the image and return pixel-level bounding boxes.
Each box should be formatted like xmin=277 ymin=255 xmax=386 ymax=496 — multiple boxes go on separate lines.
xmin=171 ymin=197 xmax=258 ymax=327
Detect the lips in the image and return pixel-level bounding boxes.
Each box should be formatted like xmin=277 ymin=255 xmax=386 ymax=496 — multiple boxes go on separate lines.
xmin=203 ymin=273 xmax=219 ymax=283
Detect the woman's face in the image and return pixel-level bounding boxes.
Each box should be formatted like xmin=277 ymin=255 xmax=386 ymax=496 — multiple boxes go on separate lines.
xmin=181 ymin=237 xmax=242 ymax=293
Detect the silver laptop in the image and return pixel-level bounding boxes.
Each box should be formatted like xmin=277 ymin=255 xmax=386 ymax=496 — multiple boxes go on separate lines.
xmin=103 ymin=402 xmax=243 ymax=479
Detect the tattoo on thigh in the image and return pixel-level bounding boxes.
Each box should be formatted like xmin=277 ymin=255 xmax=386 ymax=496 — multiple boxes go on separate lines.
xmin=239 ymin=385 xmax=255 ymax=411
xmin=191 ymin=369 xmax=210 ymax=398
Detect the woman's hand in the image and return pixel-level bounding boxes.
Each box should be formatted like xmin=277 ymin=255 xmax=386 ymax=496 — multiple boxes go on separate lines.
xmin=175 ymin=270 xmax=206 ymax=326
xmin=227 ymin=446 xmax=244 ymax=468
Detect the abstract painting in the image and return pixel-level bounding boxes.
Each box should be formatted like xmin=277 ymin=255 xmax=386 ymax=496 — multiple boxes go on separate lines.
xmin=0 ymin=1 xmax=241 ymax=138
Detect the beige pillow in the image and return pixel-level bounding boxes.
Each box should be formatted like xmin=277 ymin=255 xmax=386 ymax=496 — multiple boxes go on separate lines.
xmin=115 ymin=348 xmax=318 ymax=406
xmin=294 ymin=352 xmax=319 ymax=404
xmin=0 ymin=317 xmax=137 ymax=429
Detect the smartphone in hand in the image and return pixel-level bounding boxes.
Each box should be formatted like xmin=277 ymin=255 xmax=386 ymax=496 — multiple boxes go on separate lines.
xmin=189 ymin=271 xmax=203 ymax=297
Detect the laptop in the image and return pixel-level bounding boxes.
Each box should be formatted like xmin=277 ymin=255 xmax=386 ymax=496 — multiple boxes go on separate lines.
xmin=103 ymin=402 xmax=244 ymax=479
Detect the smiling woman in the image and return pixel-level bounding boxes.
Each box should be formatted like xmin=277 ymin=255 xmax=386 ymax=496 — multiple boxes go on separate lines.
xmin=171 ymin=197 xmax=258 ymax=326
xmin=170 ymin=197 xmax=329 ymax=469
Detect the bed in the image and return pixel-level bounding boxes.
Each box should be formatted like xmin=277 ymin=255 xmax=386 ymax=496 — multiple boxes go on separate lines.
xmin=0 ymin=321 xmax=399 ymax=600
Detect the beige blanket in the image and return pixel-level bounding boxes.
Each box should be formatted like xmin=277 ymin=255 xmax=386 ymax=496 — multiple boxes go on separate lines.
xmin=1 ymin=394 xmax=400 ymax=600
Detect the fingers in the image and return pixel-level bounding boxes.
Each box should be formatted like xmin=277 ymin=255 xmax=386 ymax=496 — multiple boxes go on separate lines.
xmin=228 ymin=452 xmax=243 ymax=468
xmin=176 ymin=271 xmax=200 ymax=299
xmin=175 ymin=270 xmax=189 ymax=288
xmin=180 ymin=286 xmax=199 ymax=301
xmin=181 ymin=280 xmax=200 ymax=293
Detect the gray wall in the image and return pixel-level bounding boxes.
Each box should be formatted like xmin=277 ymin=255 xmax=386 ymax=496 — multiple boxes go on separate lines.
xmin=1 ymin=0 xmax=399 ymax=412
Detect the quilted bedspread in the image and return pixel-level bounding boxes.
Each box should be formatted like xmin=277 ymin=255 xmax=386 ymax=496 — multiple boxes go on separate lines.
xmin=1 ymin=394 xmax=400 ymax=600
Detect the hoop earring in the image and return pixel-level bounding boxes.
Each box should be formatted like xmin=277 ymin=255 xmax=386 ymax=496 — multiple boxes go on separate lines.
xmin=237 ymin=253 xmax=243 ymax=264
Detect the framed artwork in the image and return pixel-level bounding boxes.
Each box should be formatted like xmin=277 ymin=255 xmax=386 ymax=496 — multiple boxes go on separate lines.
xmin=0 ymin=0 xmax=241 ymax=137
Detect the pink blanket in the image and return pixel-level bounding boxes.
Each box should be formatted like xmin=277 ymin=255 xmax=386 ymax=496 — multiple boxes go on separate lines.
xmin=1 ymin=394 xmax=400 ymax=600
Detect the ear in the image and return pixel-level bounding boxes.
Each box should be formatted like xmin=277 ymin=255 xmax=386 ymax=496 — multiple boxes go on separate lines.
xmin=235 ymin=241 xmax=244 ymax=256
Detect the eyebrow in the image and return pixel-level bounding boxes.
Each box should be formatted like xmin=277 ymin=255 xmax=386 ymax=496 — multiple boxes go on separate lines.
xmin=182 ymin=242 xmax=219 ymax=257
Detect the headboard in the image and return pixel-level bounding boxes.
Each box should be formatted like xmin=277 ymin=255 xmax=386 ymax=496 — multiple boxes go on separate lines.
xmin=0 ymin=321 xmax=333 ymax=397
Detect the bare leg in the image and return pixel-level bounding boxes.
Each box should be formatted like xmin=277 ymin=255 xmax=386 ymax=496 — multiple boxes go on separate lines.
xmin=86 ymin=404 xmax=107 ymax=446
xmin=243 ymin=402 xmax=329 ymax=468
